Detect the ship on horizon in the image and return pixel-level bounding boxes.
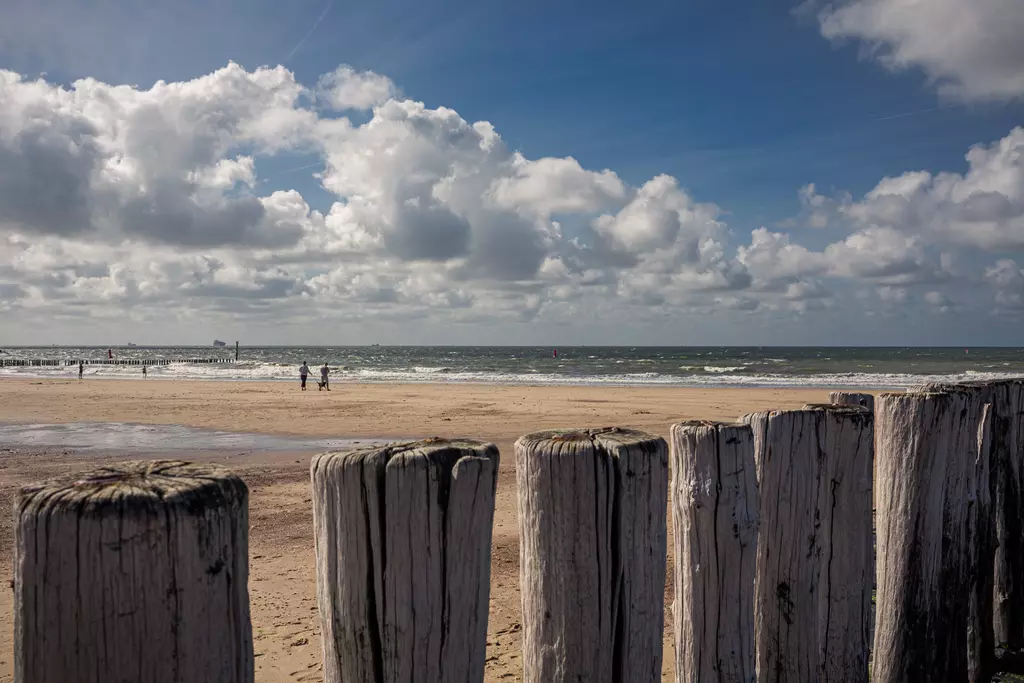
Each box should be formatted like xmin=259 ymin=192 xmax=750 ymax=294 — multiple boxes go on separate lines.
xmin=213 ymin=340 xmax=227 ymax=347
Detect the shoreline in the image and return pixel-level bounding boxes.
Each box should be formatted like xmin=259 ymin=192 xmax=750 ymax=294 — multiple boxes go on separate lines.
xmin=3 ymin=367 xmax=1019 ymax=390
xmin=0 ymin=375 xmax=904 ymax=390
xmin=0 ymin=370 xmax=958 ymax=393
xmin=0 ymin=377 xmax=837 ymax=440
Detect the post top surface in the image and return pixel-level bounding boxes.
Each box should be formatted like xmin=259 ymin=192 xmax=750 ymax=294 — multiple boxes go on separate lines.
xmin=18 ymin=460 xmax=247 ymax=516
xmin=514 ymin=427 xmax=665 ymax=455
xmin=313 ymin=437 xmax=498 ymax=469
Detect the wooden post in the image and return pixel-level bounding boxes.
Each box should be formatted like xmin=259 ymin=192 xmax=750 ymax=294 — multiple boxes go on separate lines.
xmin=743 ymin=405 xmax=873 ymax=683
xmin=987 ymin=380 xmax=1024 ymax=657
xmin=515 ymin=428 xmax=668 ymax=683
xmin=311 ymin=438 xmax=499 ymax=683
xmin=670 ymin=421 xmax=758 ymax=683
xmin=913 ymin=381 xmax=998 ymax=681
xmin=829 ymin=391 xmax=874 ymax=411
xmin=14 ymin=460 xmax=253 ymax=683
xmin=872 ymin=391 xmax=987 ymax=682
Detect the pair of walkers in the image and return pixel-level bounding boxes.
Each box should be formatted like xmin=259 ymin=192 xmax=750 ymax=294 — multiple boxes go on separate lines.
xmin=300 ymin=362 xmax=330 ymax=391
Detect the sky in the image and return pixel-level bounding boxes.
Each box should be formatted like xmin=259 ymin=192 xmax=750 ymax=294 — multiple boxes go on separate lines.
xmin=0 ymin=0 xmax=1023 ymax=346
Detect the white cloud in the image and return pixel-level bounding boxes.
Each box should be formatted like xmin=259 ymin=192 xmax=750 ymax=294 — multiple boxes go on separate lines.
xmin=1 ymin=60 xmax=1022 ymax=339
xmin=736 ymin=228 xmax=827 ymax=291
xmin=592 ymin=175 xmax=725 ymax=265
xmin=488 ymin=155 xmax=627 ymax=218
xmin=793 ymin=183 xmax=851 ymax=229
xmin=0 ymin=62 xmax=313 ymax=247
xmin=824 ymin=227 xmax=948 ymax=284
xmin=818 ymin=0 xmax=1024 ymax=101
xmin=810 ymin=128 xmax=1024 ymax=250
xmin=985 ymin=258 xmax=1024 ymax=309
xmin=315 ymin=65 xmax=397 ymax=110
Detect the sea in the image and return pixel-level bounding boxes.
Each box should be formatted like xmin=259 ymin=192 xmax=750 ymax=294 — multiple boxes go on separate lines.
xmin=1 ymin=346 xmax=1023 ymax=389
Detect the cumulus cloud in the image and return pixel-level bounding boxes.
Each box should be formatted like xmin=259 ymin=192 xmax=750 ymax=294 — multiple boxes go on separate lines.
xmin=737 ymin=228 xmax=827 ymax=291
xmin=0 ymin=60 xmax=1021 ymax=336
xmin=488 ymin=155 xmax=628 ymax=217
xmin=591 ymin=175 xmax=730 ymax=271
xmin=0 ymin=63 xmax=313 ymax=248
xmin=985 ymin=259 xmax=1024 ymax=310
xmin=824 ymin=227 xmax=949 ymax=284
xmin=806 ymin=128 xmax=1024 ymax=250
xmin=315 ymin=65 xmax=397 ymax=110
xmin=817 ymin=0 xmax=1024 ymax=101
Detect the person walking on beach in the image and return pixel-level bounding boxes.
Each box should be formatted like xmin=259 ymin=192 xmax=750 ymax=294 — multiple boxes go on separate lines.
xmin=78 ymin=360 xmax=84 ymax=380
xmin=300 ymin=361 xmax=310 ymax=391
xmin=319 ymin=363 xmax=330 ymax=391
xmin=142 ymin=364 xmax=147 ymax=378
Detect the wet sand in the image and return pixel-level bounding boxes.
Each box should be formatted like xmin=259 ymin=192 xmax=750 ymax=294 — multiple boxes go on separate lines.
xmin=0 ymin=378 xmax=836 ymax=682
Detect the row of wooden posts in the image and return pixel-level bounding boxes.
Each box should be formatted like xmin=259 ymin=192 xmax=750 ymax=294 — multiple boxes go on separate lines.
xmin=12 ymin=380 xmax=1024 ymax=682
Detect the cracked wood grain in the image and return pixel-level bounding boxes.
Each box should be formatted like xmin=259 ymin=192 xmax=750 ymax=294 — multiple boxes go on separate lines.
xmin=743 ymin=405 xmax=873 ymax=683
xmin=872 ymin=391 xmax=986 ymax=683
xmin=14 ymin=460 xmax=253 ymax=683
xmin=912 ymin=380 xmax=1000 ymax=682
xmin=670 ymin=420 xmax=758 ymax=683
xmin=515 ymin=428 xmax=668 ymax=683
xmin=311 ymin=438 xmax=499 ymax=683
xmin=989 ymin=380 xmax=1024 ymax=653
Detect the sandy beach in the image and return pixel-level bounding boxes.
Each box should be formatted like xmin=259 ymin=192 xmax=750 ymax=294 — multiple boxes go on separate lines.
xmin=0 ymin=378 xmax=836 ymax=682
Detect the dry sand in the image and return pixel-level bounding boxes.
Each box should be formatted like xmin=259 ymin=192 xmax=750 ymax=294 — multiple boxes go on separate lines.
xmin=0 ymin=378 xmax=835 ymax=682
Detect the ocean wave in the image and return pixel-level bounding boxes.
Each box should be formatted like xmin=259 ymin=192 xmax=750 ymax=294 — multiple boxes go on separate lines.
xmin=703 ymin=366 xmax=744 ymax=373
xmin=1 ymin=361 xmax=1022 ymax=388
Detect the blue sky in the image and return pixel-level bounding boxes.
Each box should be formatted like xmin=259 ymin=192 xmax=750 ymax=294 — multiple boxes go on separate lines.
xmin=6 ymin=0 xmax=1021 ymax=230
xmin=0 ymin=0 xmax=1023 ymax=345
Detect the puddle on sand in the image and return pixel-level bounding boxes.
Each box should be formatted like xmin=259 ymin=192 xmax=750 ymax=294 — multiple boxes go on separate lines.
xmin=0 ymin=422 xmax=374 ymax=453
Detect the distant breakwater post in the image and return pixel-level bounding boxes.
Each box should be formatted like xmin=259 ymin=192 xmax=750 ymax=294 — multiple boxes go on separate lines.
xmin=12 ymin=379 xmax=1024 ymax=682
xmin=0 ymin=357 xmax=235 ymax=367
xmin=13 ymin=461 xmax=253 ymax=683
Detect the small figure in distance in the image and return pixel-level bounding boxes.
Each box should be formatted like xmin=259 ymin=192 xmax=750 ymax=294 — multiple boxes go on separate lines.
xmin=318 ymin=363 xmax=330 ymax=391
xmin=300 ymin=361 xmax=310 ymax=391
xmin=143 ymin=364 xmax=147 ymax=378
xmin=78 ymin=360 xmax=84 ymax=380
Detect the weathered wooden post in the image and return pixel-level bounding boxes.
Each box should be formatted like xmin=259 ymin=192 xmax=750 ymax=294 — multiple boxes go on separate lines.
xmin=14 ymin=460 xmax=253 ymax=683
xmin=670 ymin=421 xmax=758 ymax=683
xmin=829 ymin=391 xmax=874 ymax=411
xmin=311 ymin=438 xmax=499 ymax=683
xmin=516 ymin=428 xmax=668 ymax=683
xmin=872 ymin=391 xmax=988 ymax=682
xmin=743 ymin=405 xmax=873 ymax=683
xmin=913 ymin=381 xmax=997 ymax=681
xmin=988 ymin=380 xmax=1024 ymax=658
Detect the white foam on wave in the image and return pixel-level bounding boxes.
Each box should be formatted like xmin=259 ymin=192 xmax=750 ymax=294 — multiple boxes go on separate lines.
xmin=1 ymin=361 xmax=1022 ymax=388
